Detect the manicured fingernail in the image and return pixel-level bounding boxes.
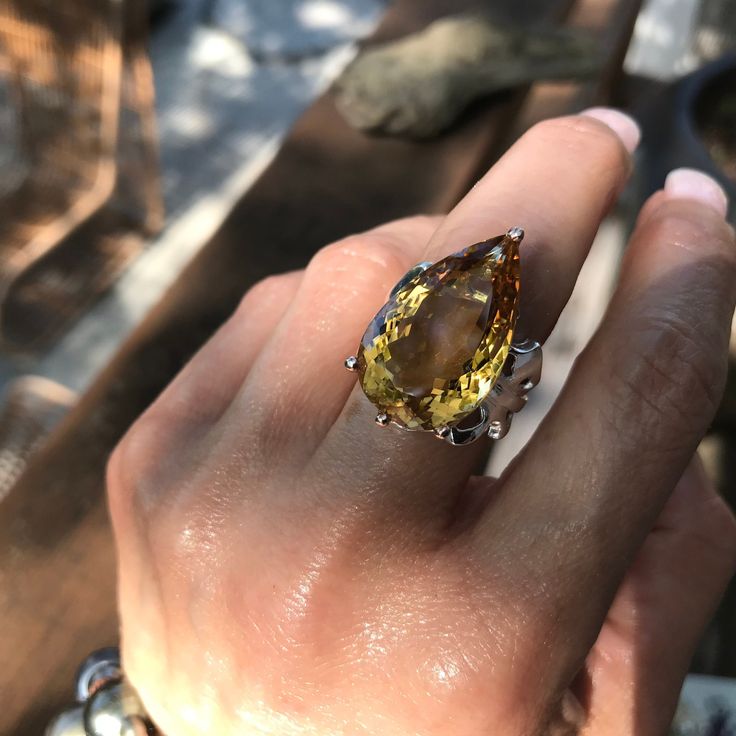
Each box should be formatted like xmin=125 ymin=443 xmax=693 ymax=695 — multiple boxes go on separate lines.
xmin=580 ymin=107 xmax=641 ymax=153
xmin=664 ymin=167 xmax=729 ymax=217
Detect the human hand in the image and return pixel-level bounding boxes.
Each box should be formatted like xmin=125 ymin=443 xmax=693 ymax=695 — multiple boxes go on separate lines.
xmin=108 ymin=108 xmax=736 ymax=735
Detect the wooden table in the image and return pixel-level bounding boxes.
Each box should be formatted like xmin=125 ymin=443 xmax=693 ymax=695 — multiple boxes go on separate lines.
xmin=0 ymin=0 xmax=641 ymax=732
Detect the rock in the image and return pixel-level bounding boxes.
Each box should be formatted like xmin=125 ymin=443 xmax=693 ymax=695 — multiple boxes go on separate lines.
xmin=334 ymin=14 xmax=602 ymax=138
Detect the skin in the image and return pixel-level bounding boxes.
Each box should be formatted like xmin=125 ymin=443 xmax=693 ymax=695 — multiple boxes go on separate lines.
xmin=108 ymin=111 xmax=736 ymax=736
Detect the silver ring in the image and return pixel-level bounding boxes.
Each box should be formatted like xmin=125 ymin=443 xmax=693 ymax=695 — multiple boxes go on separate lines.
xmin=344 ymin=227 xmax=542 ymax=446
xmin=46 ymin=647 xmax=158 ymax=736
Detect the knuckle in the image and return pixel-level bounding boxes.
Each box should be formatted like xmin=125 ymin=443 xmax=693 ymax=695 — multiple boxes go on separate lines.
xmin=108 ymin=412 xmax=225 ymax=574
xmin=106 ymin=442 xmax=130 ymax=522
xmin=639 ymin=201 xmax=736 ymax=274
xmin=309 ymin=232 xmax=409 ymax=286
xmin=608 ymin=311 xmax=726 ymax=444
xmin=106 ymin=414 xmax=168 ymax=522
xmin=527 ymin=115 xmax=630 ymax=173
xmin=386 ymin=213 xmax=440 ymax=239
xmin=405 ymin=214 xmax=439 ymax=231
xmin=236 ymin=273 xmax=297 ymax=317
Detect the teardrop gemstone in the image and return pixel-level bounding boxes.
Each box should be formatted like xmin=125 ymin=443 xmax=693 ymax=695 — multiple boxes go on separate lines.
xmin=357 ymin=233 xmax=520 ymax=430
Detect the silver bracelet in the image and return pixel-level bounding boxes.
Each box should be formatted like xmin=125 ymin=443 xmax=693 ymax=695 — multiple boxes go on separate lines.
xmin=45 ymin=647 xmax=158 ymax=736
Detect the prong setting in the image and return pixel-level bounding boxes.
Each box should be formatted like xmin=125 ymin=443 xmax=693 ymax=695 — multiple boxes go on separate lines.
xmin=368 ymin=340 xmax=542 ymax=444
xmin=357 ymin=229 xmax=539 ymax=446
xmin=506 ymin=226 xmax=524 ymax=242
xmin=488 ymin=420 xmax=504 ymax=440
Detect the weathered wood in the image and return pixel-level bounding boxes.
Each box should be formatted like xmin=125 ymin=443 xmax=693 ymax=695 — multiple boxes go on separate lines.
xmin=0 ymin=0 xmax=162 ymax=351
xmin=0 ymin=0 xmax=641 ymax=732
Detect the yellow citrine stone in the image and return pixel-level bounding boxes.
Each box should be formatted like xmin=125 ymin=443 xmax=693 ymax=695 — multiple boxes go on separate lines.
xmin=357 ymin=232 xmax=520 ymax=430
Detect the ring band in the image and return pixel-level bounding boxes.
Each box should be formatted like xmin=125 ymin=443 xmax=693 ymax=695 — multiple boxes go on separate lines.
xmin=45 ymin=647 xmax=158 ymax=735
xmin=345 ymin=228 xmax=542 ymax=446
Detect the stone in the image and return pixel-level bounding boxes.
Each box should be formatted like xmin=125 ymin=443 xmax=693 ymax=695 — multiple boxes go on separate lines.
xmin=334 ymin=14 xmax=602 ymax=138
xmin=357 ymin=232 xmax=520 ymax=430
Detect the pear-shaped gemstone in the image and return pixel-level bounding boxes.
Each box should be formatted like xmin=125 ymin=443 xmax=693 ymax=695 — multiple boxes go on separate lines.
xmin=357 ymin=233 xmax=520 ymax=430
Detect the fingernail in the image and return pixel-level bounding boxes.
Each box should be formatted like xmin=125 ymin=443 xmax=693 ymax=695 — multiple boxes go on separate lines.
xmin=664 ymin=167 xmax=729 ymax=217
xmin=580 ymin=107 xmax=641 ymax=153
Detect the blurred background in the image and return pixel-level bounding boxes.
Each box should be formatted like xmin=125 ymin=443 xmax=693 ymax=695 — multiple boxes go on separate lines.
xmin=0 ymin=0 xmax=734 ymax=733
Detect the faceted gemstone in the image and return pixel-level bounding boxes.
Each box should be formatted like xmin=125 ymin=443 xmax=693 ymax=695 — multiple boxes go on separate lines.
xmin=357 ymin=233 xmax=520 ymax=430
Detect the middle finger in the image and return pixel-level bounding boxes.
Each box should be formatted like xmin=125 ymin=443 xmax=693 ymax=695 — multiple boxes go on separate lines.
xmin=312 ymin=109 xmax=640 ymax=529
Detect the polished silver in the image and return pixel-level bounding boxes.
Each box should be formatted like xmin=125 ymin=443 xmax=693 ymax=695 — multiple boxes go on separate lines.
xmin=443 ymin=404 xmax=492 ymax=446
xmin=352 ymin=339 xmax=541 ymax=446
xmin=488 ymin=420 xmax=504 ymax=441
xmin=506 ymin=226 xmax=524 ymax=242
xmin=84 ymin=680 xmax=151 ymax=736
xmin=45 ymin=708 xmax=86 ymax=736
xmin=420 ymin=339 xmax=543 ymax=446
xmin=45 ymin=648 xmax=158 ymax=736
xmin=480 ymin=338 xmax=542 ymax=443
xmin=75 ymin=647 xmax=122 ymax=703
xmin=344 ymin=355 xmax=359 ymax=372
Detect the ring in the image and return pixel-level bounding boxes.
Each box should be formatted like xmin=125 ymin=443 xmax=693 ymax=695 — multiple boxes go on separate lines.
xmin=344 ymin=227 xmax=542 ymax=446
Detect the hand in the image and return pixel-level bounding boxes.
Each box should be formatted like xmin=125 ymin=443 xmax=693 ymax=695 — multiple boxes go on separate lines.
xmin=108 ymin=108 xmax=736 ymax=736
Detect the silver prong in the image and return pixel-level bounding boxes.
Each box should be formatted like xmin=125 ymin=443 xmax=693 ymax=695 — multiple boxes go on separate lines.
xmin=506 ymin=227 xmax=524 ymax=243
xmin=488 ymin=420 xmax=504 ymax=440
xmin=434 ymin=426 xmax=450 ymax=440
xmin=75 ymin=648 xmax=121 ymax=702
xmin=344 ymin=356 xmax=359 ymax=372
xmin=375 ymin=413 xmax=390 ymax=427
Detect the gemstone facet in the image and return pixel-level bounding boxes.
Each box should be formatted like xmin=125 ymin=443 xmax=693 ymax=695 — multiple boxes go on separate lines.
xmin=357 ymin=233 xmax=520 ymax=430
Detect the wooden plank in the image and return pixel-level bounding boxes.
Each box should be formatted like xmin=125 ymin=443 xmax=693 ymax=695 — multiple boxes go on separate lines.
xmin=0 ymin=0 xmax=640 ymax=732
